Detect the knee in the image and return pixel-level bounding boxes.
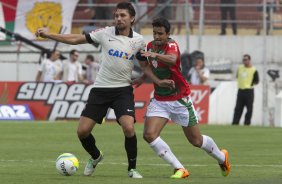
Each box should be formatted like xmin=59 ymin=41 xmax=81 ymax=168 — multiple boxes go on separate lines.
xmin=77 ymin=127 xmax=90 ymax=139
xmin=143 ymin=131 xmax=157 ymax=143
xmin=122 ymin=125 xmax=135 ymax=137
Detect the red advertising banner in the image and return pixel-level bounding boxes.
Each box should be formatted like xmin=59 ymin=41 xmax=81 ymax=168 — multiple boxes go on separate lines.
xmin=0 ymin=82 xmax=209 ymax=123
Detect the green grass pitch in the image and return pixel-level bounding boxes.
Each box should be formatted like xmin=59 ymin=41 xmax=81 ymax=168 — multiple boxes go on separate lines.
xmin=0 ymin=121 xmax=282 ymax=184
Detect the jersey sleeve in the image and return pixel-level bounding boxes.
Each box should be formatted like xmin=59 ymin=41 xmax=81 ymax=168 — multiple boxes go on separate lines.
xmin=85 ymin=27 xmax=106 ymax=44
xmin=252 ymin=70 xmax=259 ymax=85
xmin=166 ymin=42 xmax=179 ymax=56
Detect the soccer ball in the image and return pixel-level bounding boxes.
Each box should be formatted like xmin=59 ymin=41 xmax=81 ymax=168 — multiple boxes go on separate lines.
xmin=55 ymin=153 xmax=79 ymax=176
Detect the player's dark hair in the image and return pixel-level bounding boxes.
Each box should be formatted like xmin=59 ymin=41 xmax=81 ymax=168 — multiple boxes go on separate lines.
xmin=152 ymin=17 xmax=171 ymax=33
xmin=86 ymin=54 xmax=94 ymax=62
xmin=116 ymin=2 xmax=136 ymax=17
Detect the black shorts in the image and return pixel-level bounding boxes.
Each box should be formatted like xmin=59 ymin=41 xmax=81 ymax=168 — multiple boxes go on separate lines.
xmin=81 ymin=86 xmax=135 ymax=124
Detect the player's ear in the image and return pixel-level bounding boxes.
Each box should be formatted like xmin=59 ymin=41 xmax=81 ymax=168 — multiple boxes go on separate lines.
xmin=131 ymin=17 xmax=135 ymax=24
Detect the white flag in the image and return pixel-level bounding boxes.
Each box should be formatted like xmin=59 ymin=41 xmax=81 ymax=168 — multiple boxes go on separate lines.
xmin=0 ymin=2 xmax=6 ymax=40
xmin=15 ymin=0 xmax=79 ymax=40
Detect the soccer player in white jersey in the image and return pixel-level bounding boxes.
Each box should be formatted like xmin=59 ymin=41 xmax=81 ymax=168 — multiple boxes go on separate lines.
xmin=134 ymin=17 xmax=230 ymax=179
xmin=35 ymin=2 xmax=172 ymax=178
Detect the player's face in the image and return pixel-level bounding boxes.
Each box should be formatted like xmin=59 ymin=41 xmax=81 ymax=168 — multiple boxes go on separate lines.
xmin=153 ymin=26 xmax=170 ymax=46
xmin=114 ymin=9 xmax=134 ymax=31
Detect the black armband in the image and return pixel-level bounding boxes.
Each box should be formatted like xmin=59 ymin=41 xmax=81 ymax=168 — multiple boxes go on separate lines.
xmin=85 ymin=33 xmax=94 ymax=44
xmin=136 ymin=51 xmax=148 ymax=62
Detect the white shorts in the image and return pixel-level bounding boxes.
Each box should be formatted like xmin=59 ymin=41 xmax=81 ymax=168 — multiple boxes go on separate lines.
xmin=146 ymin=96 xmax=198 ymax=127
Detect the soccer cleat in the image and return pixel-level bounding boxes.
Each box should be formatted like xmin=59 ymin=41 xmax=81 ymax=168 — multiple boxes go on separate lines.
xmin=84 ymin=151 xmax=103 ymax=176
xmin=128 ymin=169 xmax=143 ymax=178
xmin=170 ymin=168 xmax=189 ymax=179
xmin=219 ymin=149 xmax=230 ymax=177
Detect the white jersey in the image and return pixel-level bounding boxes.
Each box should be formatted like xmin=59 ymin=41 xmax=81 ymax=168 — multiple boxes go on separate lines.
xmin=86 ymin=26 xmax=145 ymax=88
xmin=62 ymin=60 xmax=83 ymax=82
xmin=188 ymin=67 xmax=210 ymax=85
xmin=38 ymin=58 xmax=62 ymax=82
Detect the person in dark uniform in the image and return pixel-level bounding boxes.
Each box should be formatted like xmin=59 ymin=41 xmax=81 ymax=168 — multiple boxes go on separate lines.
xmin=219 ymin=0 xmax=237 ymax=35
xmin=232 ymin=54 xmax=259 ymax=125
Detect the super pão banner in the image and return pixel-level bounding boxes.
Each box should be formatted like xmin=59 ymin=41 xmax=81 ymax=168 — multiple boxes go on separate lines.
xmin=0 ymin=82 xmax=209 ymax=123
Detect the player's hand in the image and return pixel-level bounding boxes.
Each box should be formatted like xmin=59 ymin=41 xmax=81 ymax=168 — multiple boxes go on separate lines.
xmin=131 ymin=77 xmax=144 ymax=88
xmin=157 ymin=79 xmax=175 ymax=89
xmin=35 ymin=27 xmax=49 ymax=38
xmin=141 ymin=51 xmax=157 ymax=60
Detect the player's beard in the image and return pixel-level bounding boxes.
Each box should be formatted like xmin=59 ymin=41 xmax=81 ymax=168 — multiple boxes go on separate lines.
xmin=116 ymin=23 xmax=126 ymax=31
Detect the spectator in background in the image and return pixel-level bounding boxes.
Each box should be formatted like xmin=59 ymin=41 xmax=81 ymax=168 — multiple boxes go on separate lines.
xmin=35 ymin=50 xmax=62 ymax=82
xmin=82 ymin=54 xmax=100 ymax=84
xmin=219 ymin=0 xmax=237 ymax=35
xmin=157 ymin=0 xmax=173 ymax=20
xmin=232 ymin=54 xmax=259 ymax=126
xmin=132 ymin=0 xmax=148 ymax=23
xmin=256 ymin=0 xmax=280 ymax=35
xmin=187 ymin=57 xmax=210 ymax=85
xmin=174 ymin=0 xmax=194 ymax=34
xmin=94 ymin=0 xmax=121 ymax=26
xmin=61 ymin=49 xmax=83 ymax=83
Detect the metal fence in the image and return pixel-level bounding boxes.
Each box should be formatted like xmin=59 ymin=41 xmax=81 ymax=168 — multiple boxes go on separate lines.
xmin=73 ymin=1 xmax=282 ymax=36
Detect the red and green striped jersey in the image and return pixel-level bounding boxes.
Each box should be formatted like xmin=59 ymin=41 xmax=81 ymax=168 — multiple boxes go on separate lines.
xmin=147 ymin=39 xmax=190 ymax=101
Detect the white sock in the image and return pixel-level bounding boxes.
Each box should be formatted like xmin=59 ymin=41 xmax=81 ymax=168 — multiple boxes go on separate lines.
xmin=201 ymin=135 xmax=225 ymax=164
xmin=149 ymin=136 xmax=184 ymax=169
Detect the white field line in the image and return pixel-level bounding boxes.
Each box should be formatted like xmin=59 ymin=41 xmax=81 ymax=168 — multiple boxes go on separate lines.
xmin=1 ymin=160 xmax=282 ymax=168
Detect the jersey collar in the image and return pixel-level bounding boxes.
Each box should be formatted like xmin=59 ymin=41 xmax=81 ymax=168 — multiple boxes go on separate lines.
xmin=115 ymin=27 xmax=133 ymax=38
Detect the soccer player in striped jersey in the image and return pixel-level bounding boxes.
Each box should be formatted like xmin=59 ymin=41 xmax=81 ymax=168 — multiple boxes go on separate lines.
xmin=134 ymin=17 xmax=230 ymax=178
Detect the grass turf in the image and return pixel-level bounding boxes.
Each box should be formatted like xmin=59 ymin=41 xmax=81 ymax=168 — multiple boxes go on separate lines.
xmin=0 ymin=121 xmax=282 ymax=184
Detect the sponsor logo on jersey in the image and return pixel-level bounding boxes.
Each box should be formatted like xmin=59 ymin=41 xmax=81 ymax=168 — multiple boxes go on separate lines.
xmin=108 ymin=49 xmax=135 ymax=61
xmin=0 ymin=105 xmax=34 ymax=120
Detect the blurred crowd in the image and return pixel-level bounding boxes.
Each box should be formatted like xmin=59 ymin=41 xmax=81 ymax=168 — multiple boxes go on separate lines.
xmin=73 ymin=0 xmax=282 ymax=36
xmin=35 ymin=49 xmax=100 ymax=84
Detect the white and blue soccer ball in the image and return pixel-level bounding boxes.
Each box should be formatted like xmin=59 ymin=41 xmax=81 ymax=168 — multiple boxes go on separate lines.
xmin=55 ymin=153 xmax=79 ymax=176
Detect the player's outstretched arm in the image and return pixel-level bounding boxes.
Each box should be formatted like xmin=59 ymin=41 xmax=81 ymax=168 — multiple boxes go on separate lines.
xmin=35 ymin=28 xmax=87 ymax=45
xmin=141 ymin=51 xmax=177 ymax=66
xmin=138 ymin=57 xmax=175 ymax=89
